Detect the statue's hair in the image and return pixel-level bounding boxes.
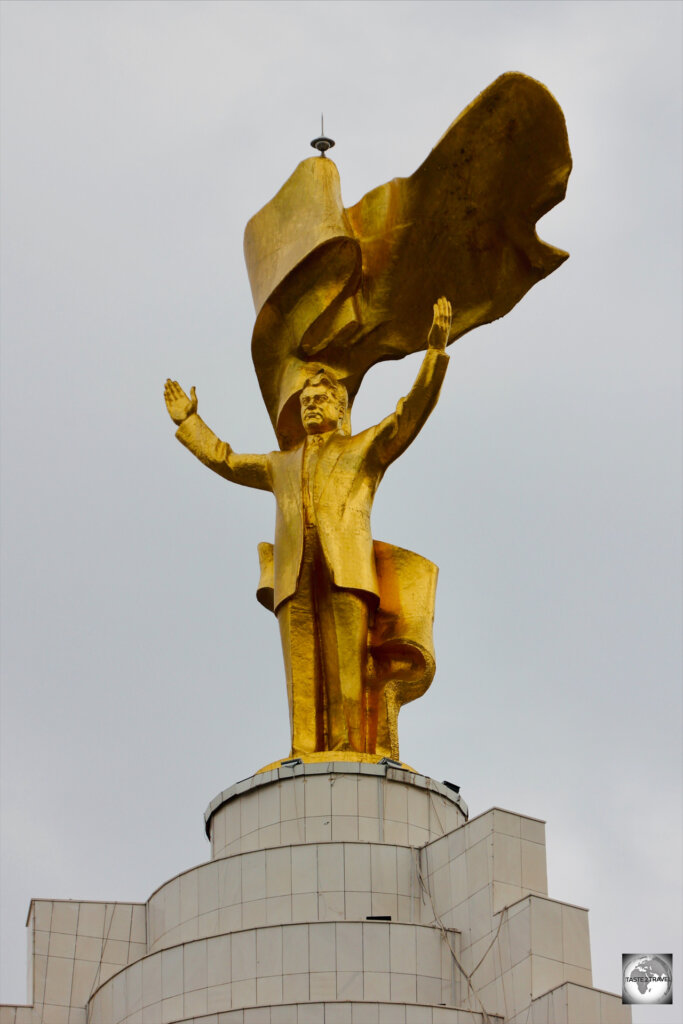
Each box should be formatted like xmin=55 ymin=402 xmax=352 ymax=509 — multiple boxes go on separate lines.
xmin=301 ymin=367 xmax=348 ymax=412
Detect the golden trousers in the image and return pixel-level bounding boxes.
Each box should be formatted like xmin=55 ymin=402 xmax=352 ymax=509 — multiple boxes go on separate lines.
xmin=277 ymin=525 xmax=370 ymax=755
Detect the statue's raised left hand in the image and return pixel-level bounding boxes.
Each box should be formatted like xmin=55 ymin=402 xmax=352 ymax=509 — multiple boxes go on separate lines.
xmin=427 ymin=296 xmax=452 ymax=351
xmin=164 ymin=379 xmax=198 ymax=425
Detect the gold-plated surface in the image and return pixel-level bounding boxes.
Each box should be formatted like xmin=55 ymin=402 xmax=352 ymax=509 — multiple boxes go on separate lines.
xmin=165 ymin=299 xmax=452 ymax=760
xmin=257 ymin=539 xmax=438 ymax=760
xmin=166 ymin=73 xmax=571 ymax=766
xmin=255 ymin=752 xmax=417 ymax=774
xmin=244 ymin=72 xmax=571 ymax=450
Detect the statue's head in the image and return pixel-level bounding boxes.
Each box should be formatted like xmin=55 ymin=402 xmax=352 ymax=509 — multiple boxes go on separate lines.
xmin=300 ymin=368 xmax=348 ymax=435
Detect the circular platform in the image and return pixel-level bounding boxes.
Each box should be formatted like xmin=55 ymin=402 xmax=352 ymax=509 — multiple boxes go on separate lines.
xmin=203 ymin=760 xmax=468 ymax=856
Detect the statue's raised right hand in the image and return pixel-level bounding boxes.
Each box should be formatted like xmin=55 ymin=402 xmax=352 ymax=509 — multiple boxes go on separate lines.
xmin=164 ymin=379 xmax=198 ymax=425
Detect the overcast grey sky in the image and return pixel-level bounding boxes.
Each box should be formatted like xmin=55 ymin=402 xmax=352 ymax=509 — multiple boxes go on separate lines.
xmin=1 ymin=2 xmax=681 ymax=1019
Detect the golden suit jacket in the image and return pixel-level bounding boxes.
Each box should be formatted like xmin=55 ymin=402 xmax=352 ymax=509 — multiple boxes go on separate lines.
xmin=176 ymin=348 xmax=449 ymax=611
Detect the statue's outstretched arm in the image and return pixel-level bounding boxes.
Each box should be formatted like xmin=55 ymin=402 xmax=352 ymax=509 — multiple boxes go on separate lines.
xmin=164 ymin=379 xmax=272 ymax=491
xmin=373 ymin=298 xmax=452 ymax=467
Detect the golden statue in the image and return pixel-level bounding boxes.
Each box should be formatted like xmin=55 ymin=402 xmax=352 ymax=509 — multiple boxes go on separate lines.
xmin=164 ymin=72 xmax=571 ymax=765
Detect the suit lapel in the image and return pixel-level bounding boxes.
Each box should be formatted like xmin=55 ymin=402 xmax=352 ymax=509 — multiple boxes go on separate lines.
xmin=314 ymin=431 xmax=345 ymax=507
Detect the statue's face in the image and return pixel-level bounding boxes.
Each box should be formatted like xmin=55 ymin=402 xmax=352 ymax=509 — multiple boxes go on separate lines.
xmin=300 ymin=382 xmax=343 ymax=435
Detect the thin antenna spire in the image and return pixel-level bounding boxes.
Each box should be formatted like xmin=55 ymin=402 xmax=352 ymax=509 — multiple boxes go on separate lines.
xmin=311 ymin=114 xmax=335 ymax=157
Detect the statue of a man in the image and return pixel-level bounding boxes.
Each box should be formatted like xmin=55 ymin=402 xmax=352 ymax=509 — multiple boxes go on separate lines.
xmin=164 ymin=298 xmax=452 ymax=757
